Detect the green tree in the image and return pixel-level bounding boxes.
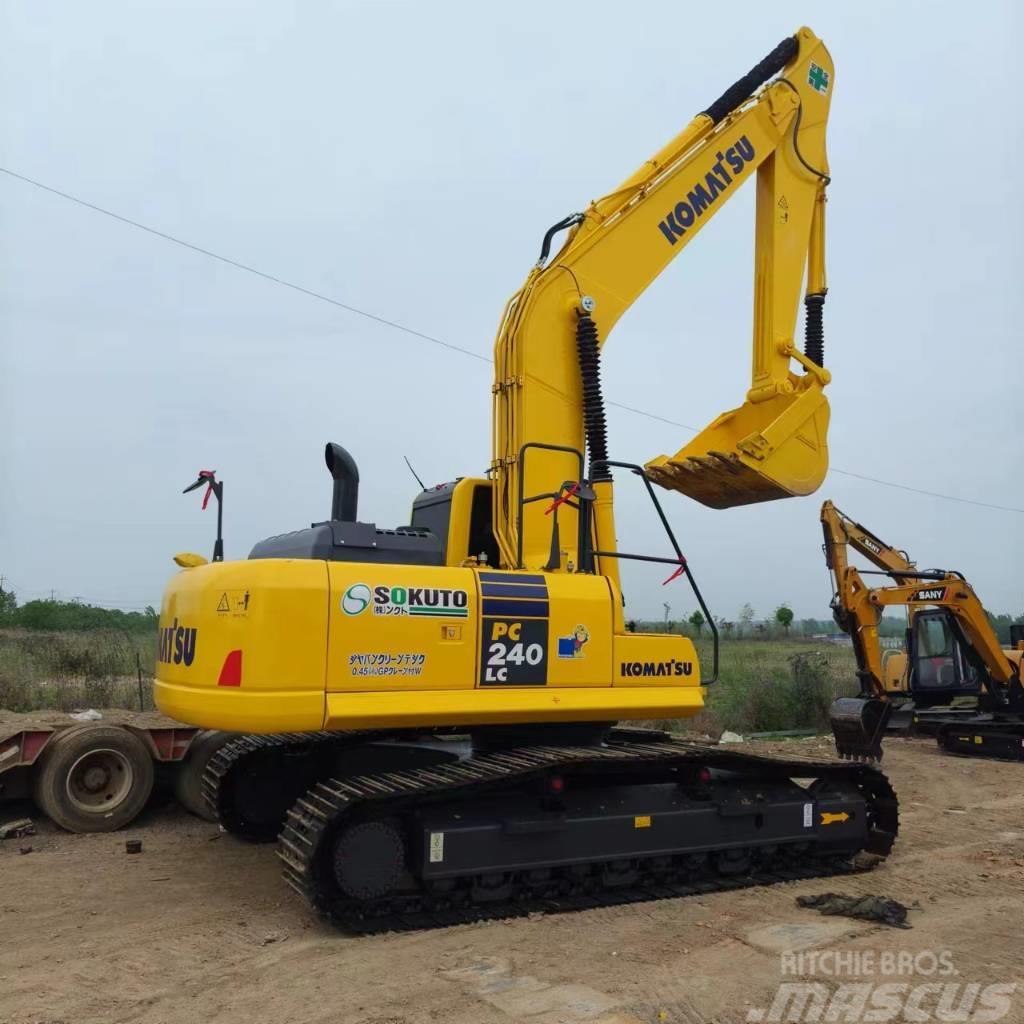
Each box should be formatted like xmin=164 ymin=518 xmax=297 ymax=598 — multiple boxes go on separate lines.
xmin=775 ymin=603 xmax=794 ymax=636
xmin=4 ymin=598 xmax=157 ymax=634
xmin=739 ymin=603 xmax=755 ymax=637
xmin=688 ymin=609 xmax=705 ymax=635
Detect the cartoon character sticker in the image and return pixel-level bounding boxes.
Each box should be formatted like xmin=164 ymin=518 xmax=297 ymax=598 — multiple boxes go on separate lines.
xmin=557 ymin=625 xmax=589 ymax=659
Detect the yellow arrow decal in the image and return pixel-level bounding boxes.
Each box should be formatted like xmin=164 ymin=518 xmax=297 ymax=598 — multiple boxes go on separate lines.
xmin=820 ymin=811 xmax=850 ymax=826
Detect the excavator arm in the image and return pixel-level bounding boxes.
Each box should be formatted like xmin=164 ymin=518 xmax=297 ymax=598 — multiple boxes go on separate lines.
xmin=821 ymin=500 xmax=919 ymax=594
xmin=492 ymin=28 xmax=835 ymax=582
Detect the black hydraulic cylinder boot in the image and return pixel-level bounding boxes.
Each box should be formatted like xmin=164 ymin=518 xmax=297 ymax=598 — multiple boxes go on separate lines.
xmin=701 ymin=35 xmax=799 ymax=125
xmin=804 ymin=293 xmax=825 ymax=367
xmin=575 ymin=313 xmax=611 ymax=483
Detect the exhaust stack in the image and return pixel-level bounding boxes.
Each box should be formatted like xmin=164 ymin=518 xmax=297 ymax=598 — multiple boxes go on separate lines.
xmin=325 ymin=443 xmax=359 ymax=522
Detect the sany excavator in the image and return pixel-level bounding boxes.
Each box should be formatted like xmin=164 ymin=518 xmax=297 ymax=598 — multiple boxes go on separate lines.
xmin=820 ymin=500 xmax=997 ymax=731
xmin=156 ymin=29 xmax=897 ymax=932
xmin=823 ymin=501 xmax=1024 ymax=762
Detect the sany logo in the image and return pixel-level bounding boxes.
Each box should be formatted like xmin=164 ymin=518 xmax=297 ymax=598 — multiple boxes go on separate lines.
xmin=911 ymin=587 xmax=946 ymax=602
xmin=341 ymin=583 xmax=372 ymax=616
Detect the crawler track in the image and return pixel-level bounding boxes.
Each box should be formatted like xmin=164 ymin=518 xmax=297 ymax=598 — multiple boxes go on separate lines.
xmin=204 ymin=731 xmax=392 ymax=840
xmin=937 ymin=719 xmax=1024 ymax=761
xmin=258 ymin=731 xmax=898 ymax=934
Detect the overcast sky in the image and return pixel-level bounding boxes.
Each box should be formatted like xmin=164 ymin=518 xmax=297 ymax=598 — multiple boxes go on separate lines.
xmin=1 ymin=1 xmax=1021 ymax=623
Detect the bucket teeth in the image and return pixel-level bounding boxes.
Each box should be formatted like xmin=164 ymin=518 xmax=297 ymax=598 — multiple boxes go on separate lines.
xmin=644 ymin=389 xmax=831 ymax=509
xmin=649 ymin=451 xmax=790 ymax=510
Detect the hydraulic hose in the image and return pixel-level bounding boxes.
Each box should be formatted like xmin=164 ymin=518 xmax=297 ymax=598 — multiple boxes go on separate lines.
xmin=701 ymin=35 xmax=798 ymax=126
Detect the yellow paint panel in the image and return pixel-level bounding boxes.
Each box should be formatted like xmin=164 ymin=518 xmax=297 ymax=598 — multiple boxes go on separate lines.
xmin=325 ymin=685 xmax=704 ymax=730
xmin=154 ymin=558 xmax=328 ymax=731
xmin=326 ymin=564 xmax=478 ymax=692
xmin=613 ymin=633 xmax=702 ymax=689
xmin=542 ymin=573 xmax=613 ymax=687
xmin=155 ymin=679 xmax=324 ymax=733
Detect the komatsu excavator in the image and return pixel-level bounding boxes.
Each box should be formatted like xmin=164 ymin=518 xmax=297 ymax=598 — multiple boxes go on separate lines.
xmin=156 ymin=29 xmax=898 ymax=932
xmin=823 ymin=501 xmax=1024 ymax=762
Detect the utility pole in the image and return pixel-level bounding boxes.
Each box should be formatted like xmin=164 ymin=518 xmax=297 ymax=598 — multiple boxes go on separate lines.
xmin=663 ymin=602 xmax=671 ymax=626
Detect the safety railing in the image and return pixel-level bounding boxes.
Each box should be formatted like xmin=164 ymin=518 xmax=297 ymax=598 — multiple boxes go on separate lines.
xmin=514 ymin=445 xmax=718 ymax=684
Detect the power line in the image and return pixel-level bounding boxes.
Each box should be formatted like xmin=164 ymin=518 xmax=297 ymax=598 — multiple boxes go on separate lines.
xmin=827 ymin=468 xmax=1024 ymax=514
xmin=0 ymin=167 xmax=489 ymax=365
xmin=3 ymin=166 xmax=1021 ymax=516
xmin=0 ymin=576 xmax=153 ymax=608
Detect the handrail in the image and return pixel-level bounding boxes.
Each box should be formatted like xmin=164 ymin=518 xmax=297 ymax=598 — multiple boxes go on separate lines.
xmin=590 ymin=460 xmax=719 ymax=684
xmin=515 ymin=442 xmax=585 ymax=570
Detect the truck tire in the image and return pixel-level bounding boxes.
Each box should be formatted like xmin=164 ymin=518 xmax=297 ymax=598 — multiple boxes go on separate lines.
xmin=32 ymin=725 xmax=154 ymax=833
xmin=174 ymin=730 xmax=236 ymax=821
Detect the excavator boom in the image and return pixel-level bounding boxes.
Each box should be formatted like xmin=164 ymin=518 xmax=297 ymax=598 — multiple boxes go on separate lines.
xmin=493 ymin=28 xmax=835 ymax=577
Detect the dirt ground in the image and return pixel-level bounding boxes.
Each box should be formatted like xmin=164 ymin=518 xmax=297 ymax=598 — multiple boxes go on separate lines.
xmin=1 ymin=737 xmax=1022 ymax=1024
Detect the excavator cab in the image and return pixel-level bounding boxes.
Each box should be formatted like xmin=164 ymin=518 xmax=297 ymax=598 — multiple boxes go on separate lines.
xmin=646 ymin=384 xmax=830 ymax=509
xmin=907 ymin=610 xmax=982 ymax=706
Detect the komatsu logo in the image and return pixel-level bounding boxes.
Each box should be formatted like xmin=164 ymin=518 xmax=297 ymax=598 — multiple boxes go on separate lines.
xmin=158 ymin=618 xmax=197 ymax=667
xmin=911 ymin=587 xmax=946 ymax=602
xmin=656 ymin=136 xmax=755 ymax=246
xmin=620 ymin=659 xmax=693 ymax=678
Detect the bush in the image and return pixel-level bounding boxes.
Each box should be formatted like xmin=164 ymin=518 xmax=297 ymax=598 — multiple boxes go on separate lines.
xmin=667 ymin=640 xmax=859 ymax=737
xmin=0 ymin=629 xmax=157 ymax=712
xmin=0 ymin=598 xmax=158 ymax=634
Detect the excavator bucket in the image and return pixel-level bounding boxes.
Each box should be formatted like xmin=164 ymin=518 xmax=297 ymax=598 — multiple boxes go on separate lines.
xmin=829 ymin=697 xmax=892 ymax=761
xmin=645 ymin=387 xmax=830 ymax=510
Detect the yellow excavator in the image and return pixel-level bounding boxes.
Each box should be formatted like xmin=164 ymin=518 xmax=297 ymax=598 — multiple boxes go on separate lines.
xmin=823 ymin=501 xmax=1024 ymax=762
xmin=156 ymin=29 xmax=898 ymax=932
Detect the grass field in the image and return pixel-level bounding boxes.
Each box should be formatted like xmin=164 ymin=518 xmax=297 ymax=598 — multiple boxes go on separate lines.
xmin=687 ymin=638 xmax=858 ymax=736
xmin=0 ymin=628 xmax=859 ymax=733
xmin=0 ymin=628 xmax=158 ymax=713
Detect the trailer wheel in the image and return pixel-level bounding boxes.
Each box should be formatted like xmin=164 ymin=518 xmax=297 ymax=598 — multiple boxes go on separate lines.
xmin=32 ymin=725 xmax=154 ymax=833
xmin=174 ymin=731 xmax=236 ymax=821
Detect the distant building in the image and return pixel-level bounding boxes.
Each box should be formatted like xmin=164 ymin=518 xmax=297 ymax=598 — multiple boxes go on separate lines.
xmin=810 ymin=633 xmax=854 ymax=648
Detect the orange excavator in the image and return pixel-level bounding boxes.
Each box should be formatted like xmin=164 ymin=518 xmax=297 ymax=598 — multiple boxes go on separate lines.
xmin=822 ymin=501 xmax=1024 ymax=761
